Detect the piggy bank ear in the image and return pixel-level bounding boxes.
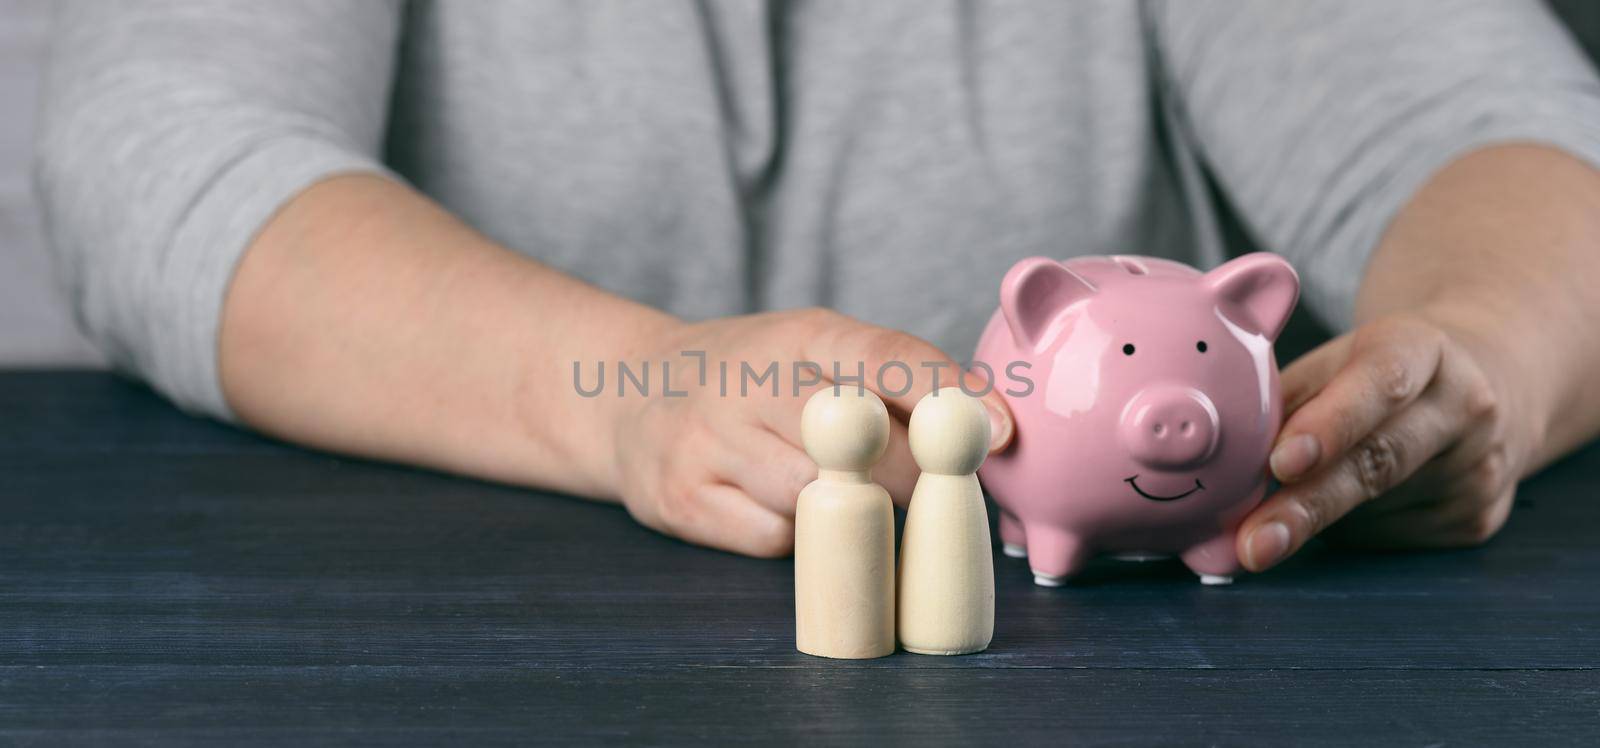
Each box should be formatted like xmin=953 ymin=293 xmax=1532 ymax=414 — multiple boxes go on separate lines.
xmin=1000 ymin=257 xmax=1097 ymax=350
xmin=1203 ymin=253 xmax=1300 ymax=341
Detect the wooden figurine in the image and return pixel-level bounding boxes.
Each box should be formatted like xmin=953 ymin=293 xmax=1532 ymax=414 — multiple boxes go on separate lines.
xmin=897 ymin=387 xmax=995 ymax=655
xmin=794 ymin=386 xmax=896 ymax=659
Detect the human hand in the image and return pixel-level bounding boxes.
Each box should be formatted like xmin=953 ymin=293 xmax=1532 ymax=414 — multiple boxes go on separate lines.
xmin=1234 ymin=309 xmax=1536 ymax=571
xmin=598 ymin=309 xmax=1013 ymax=557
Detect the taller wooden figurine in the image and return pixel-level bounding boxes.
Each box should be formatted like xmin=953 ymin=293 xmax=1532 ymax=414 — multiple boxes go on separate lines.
xmin=795 ymin=386 xmax=896 ymax=659
xmin=898 ymin=387 xmax=995 ymax=655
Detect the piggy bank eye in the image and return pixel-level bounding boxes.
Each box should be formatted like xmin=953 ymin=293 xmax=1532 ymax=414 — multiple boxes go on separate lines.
xmin=1196 ymin=340 xmax=1208 ymax=353
xmin=1122 ymin=343 xmax=1135 ymax=356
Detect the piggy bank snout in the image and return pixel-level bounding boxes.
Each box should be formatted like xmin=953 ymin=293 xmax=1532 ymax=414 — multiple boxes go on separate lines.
xmin=1119 ymin=387 xmax=1220 ymax=470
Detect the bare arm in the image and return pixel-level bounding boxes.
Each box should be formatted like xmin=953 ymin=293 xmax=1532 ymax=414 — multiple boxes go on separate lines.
xmin=1148 ymin=2 xmax=1600 ymax=568
xmin=1353 ymin=145 xmax=1600 ymax=466
xmin=1238 ymin=145 xmax=1600 ymax=569
xmin=220 ymin=175 xmax=673 ymax=499
xmin=219 ymin=175 xmax=1013 ymax=556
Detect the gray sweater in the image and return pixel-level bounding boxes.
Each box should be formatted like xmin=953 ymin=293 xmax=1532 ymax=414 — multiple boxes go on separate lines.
xmin=35 ymin=0 xmax=1600 ymax=419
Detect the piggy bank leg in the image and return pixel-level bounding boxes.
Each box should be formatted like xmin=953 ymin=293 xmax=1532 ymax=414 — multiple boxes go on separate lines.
xmin=1180 ymin=534 xmax=1243 ymax=586
xmin=999 ymin=511 xmax=1027 ymax=558
xmin=1024 ymin=525 xmax=1089 ymax=587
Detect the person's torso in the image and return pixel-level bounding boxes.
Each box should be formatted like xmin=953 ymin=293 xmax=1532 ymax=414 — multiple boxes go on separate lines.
xmin=385 ymin=0 xmax=1199 ymax=358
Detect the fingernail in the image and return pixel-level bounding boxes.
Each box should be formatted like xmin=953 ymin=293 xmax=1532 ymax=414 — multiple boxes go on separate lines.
xmin=985 ymin=402 xmax=1012 ymax=453
xmin=1245 ymin=521 xmax=1293 ymax=570
xmin=1270 ymin=434 xmax=1320 ymax=482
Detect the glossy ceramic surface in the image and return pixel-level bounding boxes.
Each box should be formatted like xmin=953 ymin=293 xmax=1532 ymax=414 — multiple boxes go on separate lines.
xmin=973 ymin=253 xmax=1299 ymax=584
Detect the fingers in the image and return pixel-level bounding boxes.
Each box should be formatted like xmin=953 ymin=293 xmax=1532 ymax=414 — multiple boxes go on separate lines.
xmin=741 ymin=407 xmax=918 ymax=509
xmin=1270 ymin=319 xmax=1444 ymax=483
xmin=752 ymin=380 xmax=828 ymax=454
xmin=1326 ymin=446 xmax=1516 ymax=550
xmin=742 ymin=364 xmax=918 ymax=507
xmin=712 ymin=425 xmax=818 ymax=517
xmin=1237 ymin=384 xmax=1473 ymax=571
xmin=1279 ymin=334 xmax=1351 ymax=415
xmin=632 ymin=309 xmax=1023 ymax=560
xmin=805 ymin=314 xmax=1014 ymax=453
xmin=639 ymin=482 xmax=796 ymax=559
xmin=876 ymin=416 xmax=920 ymax=506
xmin=1325 ymin=485 xmax=1514 ymax=550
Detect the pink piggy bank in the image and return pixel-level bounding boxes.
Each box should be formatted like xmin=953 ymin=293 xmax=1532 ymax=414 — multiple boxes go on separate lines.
xmin=973 ymin=253 xmax=1299 ymax=586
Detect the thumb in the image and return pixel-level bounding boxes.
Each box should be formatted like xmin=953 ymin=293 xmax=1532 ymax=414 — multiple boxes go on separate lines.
xmin=1279 ymin=334 xmax=1351 ymax=416
xmin=963 ymin=367 xmax=1015 ymax=454
xmin=810 ymin=322 xmax=1014 ymax=453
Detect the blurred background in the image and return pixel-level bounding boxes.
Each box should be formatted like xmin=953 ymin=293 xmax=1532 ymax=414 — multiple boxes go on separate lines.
xmin=1 ymin=0 xmax=100 ymax=366
xmin=3 ymin=0 xmax=1599 ymax=368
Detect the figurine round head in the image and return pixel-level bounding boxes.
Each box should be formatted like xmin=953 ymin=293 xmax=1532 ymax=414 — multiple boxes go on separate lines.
xmin=909 ymin=387 xmax=991 ymax=475
xmin=802 ymin=387 xmax=890 ymax=472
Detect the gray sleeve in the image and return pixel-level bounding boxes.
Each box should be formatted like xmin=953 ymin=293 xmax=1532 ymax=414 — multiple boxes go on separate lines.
xmin=1151 ymin=0 xmax=1600 ymax=329
xmin=35 ymin=0 xmax=401 ymax=418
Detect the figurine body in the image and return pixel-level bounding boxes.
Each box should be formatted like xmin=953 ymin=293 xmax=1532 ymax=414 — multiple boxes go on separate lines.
xmin=794 ymin=387 xmax=896 ymax=658
xmin=973 ymin=253 xmax=1299 ymax=586
xmin=898 ymin=388 xmax=994 ymax=655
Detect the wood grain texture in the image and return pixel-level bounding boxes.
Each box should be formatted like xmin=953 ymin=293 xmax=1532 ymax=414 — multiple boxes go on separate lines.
xmin=2 ymin=372 xmax=1598 ymax=744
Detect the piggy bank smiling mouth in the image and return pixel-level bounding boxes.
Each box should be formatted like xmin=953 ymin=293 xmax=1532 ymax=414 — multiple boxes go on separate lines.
xmin=1123 ymin=476 xmax=1205 ymax=502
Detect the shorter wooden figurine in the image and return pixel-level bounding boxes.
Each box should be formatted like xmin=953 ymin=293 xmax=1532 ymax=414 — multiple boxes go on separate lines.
xmin=794 ymin=386 xmax=896 ymax=659
xmin=898 ymin=387 xmax=995 ymax=655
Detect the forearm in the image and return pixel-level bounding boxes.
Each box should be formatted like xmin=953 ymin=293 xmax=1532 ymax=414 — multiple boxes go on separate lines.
xmin=1355 ymin=144 xmax=1600 ymax=469
xmin=219 ymin=175 xmax=673 ymax=498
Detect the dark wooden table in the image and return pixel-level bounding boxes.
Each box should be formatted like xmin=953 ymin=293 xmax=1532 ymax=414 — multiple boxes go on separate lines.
xmin=3 ymin=372 xmax=1598 ymax=745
